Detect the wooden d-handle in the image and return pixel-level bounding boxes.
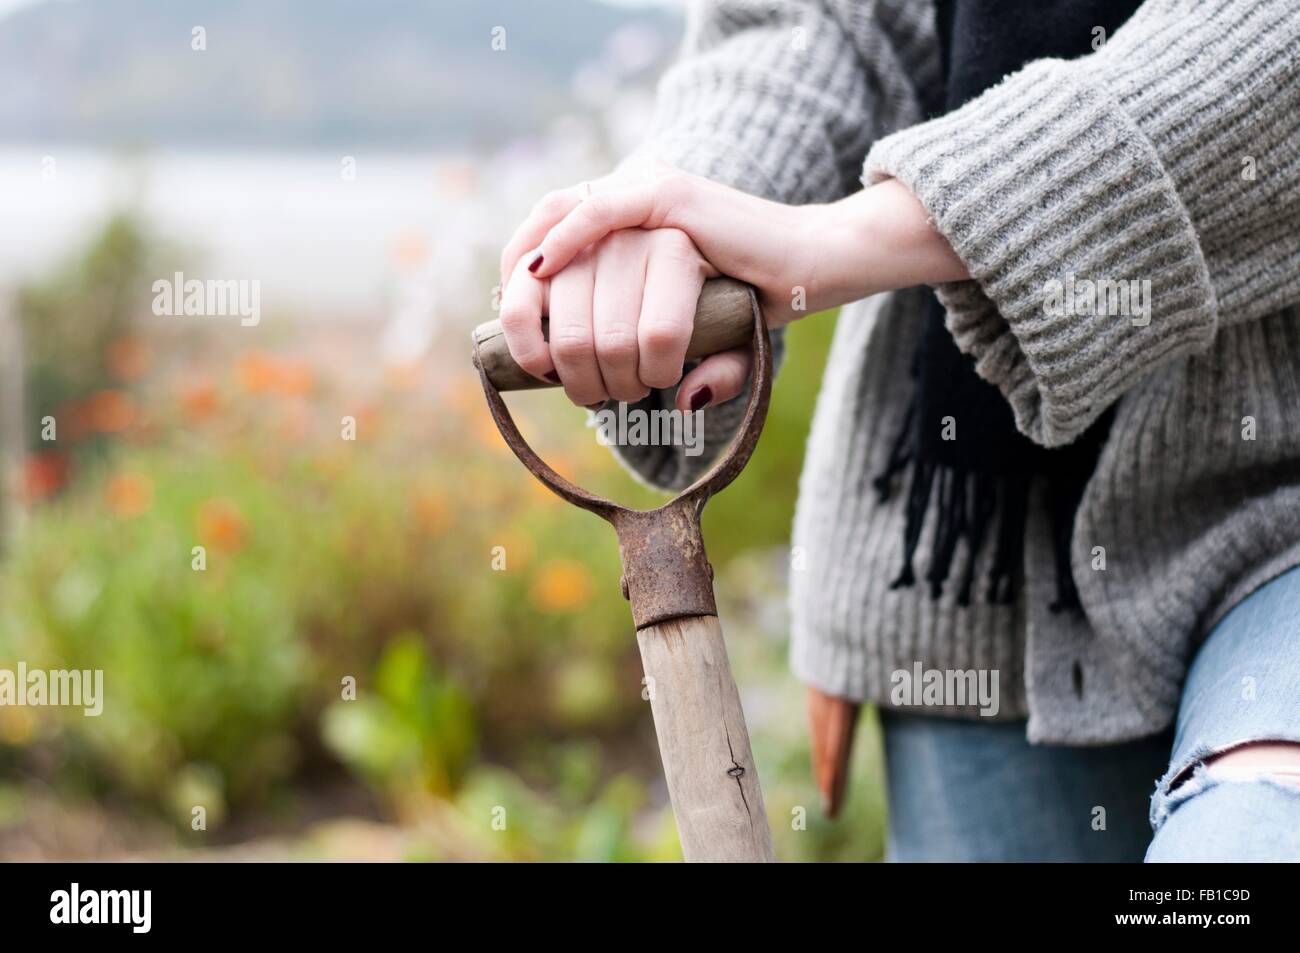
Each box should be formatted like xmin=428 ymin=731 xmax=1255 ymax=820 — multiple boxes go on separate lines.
xmin=472 ymin=277 xmax=755 ymax=392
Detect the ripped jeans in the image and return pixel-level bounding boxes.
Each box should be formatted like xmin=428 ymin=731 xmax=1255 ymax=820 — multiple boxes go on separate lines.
xmin=881 ymin=565 xmax=1300 ymax=862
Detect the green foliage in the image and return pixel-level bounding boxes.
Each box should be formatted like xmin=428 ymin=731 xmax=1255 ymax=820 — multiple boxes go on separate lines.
xmin=18 ymin=212 xmax=163 ymax=454
xmin=322 ymin=635 xmax=475 ymax=796
xmin=0 ymin=218 xmax=885 ymax=861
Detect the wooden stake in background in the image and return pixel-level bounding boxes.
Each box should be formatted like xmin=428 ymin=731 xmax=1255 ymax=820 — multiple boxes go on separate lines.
xmin=0 ymin=291 xmax=26 ymax=557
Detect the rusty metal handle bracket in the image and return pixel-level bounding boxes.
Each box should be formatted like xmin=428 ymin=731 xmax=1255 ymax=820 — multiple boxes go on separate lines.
xmin=472 ymin=285 xmax=772 ymax=629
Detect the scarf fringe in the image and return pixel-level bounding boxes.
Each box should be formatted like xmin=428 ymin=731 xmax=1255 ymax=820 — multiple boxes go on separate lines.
xmin=876 ymin=449 xmax=1028 ymax=607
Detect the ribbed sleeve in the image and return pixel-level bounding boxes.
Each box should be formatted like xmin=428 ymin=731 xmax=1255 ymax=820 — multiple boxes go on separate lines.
xmin=865 ymin=0 xmax=1300 ymax=448
xmin=611 ymin=0 xmax=939 ymax=490
xmin=642 ymin=0 xmax=939 ymax=202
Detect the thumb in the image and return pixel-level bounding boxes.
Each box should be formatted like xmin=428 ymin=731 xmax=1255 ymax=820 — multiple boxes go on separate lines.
xmin=674 ymin=346 xmax=753 ymax=413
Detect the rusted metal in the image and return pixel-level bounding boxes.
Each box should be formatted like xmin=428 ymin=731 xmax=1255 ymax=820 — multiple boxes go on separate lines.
xmin=610 ymin=501 xmax=716 ymax=629
xmin=471 ymin=285 xmax=771 ymax=629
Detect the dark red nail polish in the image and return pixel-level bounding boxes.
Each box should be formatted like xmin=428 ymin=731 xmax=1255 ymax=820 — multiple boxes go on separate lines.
xmin=527 ymin=254 xmax=544 ymax=274
xmin=689 ymin=386 xmax=712 ymax=411
xmin=544 ymin=371 xmax=560 ymax=383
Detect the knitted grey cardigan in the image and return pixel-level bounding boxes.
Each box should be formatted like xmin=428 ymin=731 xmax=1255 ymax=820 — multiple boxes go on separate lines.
xmin=616 ymin=0 xmax=1300 ymax=745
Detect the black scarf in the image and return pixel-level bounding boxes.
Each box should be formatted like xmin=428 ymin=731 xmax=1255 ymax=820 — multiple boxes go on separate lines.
xmin=874 ymin=0 xmax=1142 ymax=610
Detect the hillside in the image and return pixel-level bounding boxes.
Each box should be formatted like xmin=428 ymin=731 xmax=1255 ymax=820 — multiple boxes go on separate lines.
xmin=0 ymin=0 xmax=680 ymax=148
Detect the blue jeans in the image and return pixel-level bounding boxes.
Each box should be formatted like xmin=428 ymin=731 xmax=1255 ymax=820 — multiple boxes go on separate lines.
xmin=882 ymin=565 xmax=1300 ymax=862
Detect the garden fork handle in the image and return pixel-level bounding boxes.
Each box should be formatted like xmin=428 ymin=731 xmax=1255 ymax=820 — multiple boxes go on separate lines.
xmin=471 ymin=280 xmax=776 ymax=863
xmin=472 ymin=277 xmax=755 ymax=392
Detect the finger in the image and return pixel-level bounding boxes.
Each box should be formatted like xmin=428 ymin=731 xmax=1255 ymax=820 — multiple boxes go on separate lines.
xmin=497 ymin=252 xmax=554 ymax=383
xmin=531 ymin=178 xmax=687 ymax=278
xmin=675 ymin=346 xmax=752 ymax=413
xmin=637 ymin=230 xmax=705 ymax=390
xmin=499 ymin=187 xmax=584 ymax=292
xmin=548 ymin=249 xmax=607 ymax=407
xmin=591 ymin=233 xmax=650 ymax=403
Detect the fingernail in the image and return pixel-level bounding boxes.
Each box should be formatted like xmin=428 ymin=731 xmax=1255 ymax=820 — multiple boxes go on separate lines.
xmin=689 ymin=386 xmax=712 ymax=411
xmin=586 ymin=402 xmax=605 ymax=412
xmin=544 ymin=371 xmax=560 ymax=383
xmin=527 ymin=254 xmax=544 ymax=274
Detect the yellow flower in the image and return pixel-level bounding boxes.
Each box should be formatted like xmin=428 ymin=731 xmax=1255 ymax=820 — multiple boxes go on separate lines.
xmin=0 ymin=704 xmax=36 ymax=745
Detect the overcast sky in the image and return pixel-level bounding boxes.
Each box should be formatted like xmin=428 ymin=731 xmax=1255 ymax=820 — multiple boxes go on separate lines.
xmin=0 ymin=0 xmax=681 ymax=18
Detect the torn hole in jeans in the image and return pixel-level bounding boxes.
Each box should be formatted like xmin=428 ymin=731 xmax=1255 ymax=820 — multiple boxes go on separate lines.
xmin=1168 ymin=739 xmax=1300 ymax=793
xmin=1152 ymin=737 xmax=1300 ymax=831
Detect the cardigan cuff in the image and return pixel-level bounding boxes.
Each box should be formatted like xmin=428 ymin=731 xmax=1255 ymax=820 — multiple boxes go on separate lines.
xmin=864 ymin=58 xmax=1217 ymax=447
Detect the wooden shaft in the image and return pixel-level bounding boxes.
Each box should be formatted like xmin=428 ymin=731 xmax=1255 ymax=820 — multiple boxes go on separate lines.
xmin=474 ymin=276 xmax=755 ymax=392
xmin=636 ymin=614 xmax=775 ymax=862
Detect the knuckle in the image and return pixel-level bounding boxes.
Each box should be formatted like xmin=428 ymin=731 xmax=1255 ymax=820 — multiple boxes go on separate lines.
xmin=498 ymin=303 xmax=532 ymax=333
xmin=605 ymin=229 xmax=639 ymax=253
xmin=655 ymin=227 xmax=694 ymax=255
xmin=594 ymin=323 xmax=639 ymax=362
xmin=580 ymin=195 xmax=612 ymax=224
xmin=534 ymin=189 xmax=569 ymax=217
xmin=549 ymin=324 xmax=594 ymax=362
xmin=517 ymin=355 xmax=550 ymax=378
xmin=649 ymin=230 xmax=702 ymax=274
xmin=568 ymin=393 xmax=605 ymax=409
xmin=639 ymin=318 xmax=690 ymax=357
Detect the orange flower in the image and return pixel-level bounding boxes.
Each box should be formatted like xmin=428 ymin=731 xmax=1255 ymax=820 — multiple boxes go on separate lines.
xmin=276 ymin=400 xmax=312 ymax=443
xmin=55 ymin=400 xmax=93 ymax=442
xmin=86 ymin=389 xmax=136 ymax=432
xmin=105 ymin=473 xmax=153 ymax=517
xmin=384 ymin=361 xmax=422 ymax=393
xmin=22 ymin=451 xmax=69 ymax=501
xmin=529 ymin=559 xmax=594 ymax=613
xmin=236 ymin=351 xmax=316 ymax=397
xmin=236 ymin=351 xmax=277 ymax=394
xmin=413 ymin=490 xmax=450 ymax=535
xmin=275 ymin=362 xmax=315 ymax=397
xmin=180 ymin=383 xmax=219 ymax=422
xmin=354 ymin=402 xmax=383 ymax=440
xmin=107 ymin=337 xmax=150 ymax=381
xmin=197 ymin=498 xmax=247 ymax=553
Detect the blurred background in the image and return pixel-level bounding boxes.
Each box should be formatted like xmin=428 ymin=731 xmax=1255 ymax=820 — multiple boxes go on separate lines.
xmin=0 ymin=0 xmax=885 ymax=861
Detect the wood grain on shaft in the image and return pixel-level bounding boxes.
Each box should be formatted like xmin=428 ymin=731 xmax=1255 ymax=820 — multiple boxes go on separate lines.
xmin=636 ymin=614 xmax=776 ymax=862
xmin=473 ymin=277 xmax=755 ymax=392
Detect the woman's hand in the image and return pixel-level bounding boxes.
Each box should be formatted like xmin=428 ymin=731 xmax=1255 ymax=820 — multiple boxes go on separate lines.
xmin=497 ymin=160 xmax=744 ymax=411
xmin=498 ymin=220 xmax=729 ymax=410
xmin=498 ymin=161 xmax=967 ymax=410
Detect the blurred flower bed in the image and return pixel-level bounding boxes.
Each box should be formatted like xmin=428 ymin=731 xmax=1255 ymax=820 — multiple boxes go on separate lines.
xmin=0 ymin=215 xmax=886 ymax=862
